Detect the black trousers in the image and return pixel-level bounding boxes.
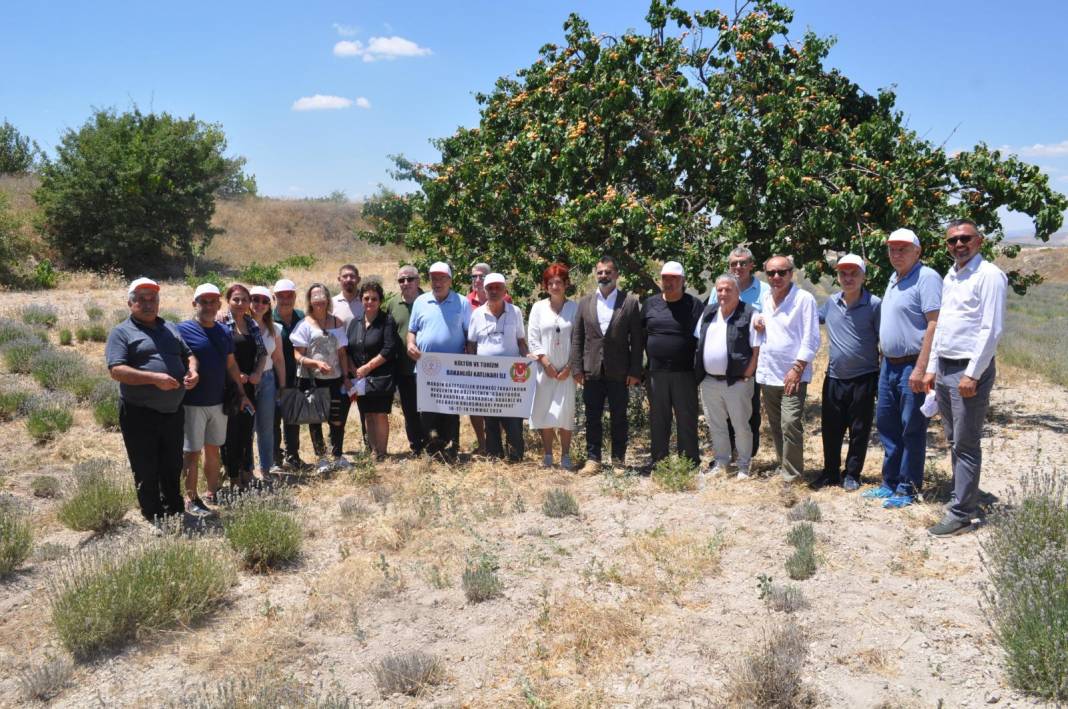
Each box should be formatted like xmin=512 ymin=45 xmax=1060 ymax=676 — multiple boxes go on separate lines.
xmin=583 ymin=377 xmax=629 ymax=464
xmin=821 ymin=371 xmax=878 ymax=481
xmin=728 ymin=382 xmax=761 ymax=458
xmin=273 ymin=405 xmax=302 ymax=466
xmin=119 ymin=401 xmax=184 ymax=522
xmin=486 ymin=416 xmax=524 ymax=461
xmin=396 ymin=373 xmax=425 ymax=454
xmin=223 ymin=409 xmax=256 ymax=482
xmin=420 ymin=412 xmax=460 ymax=460
xmin=303 ymin=377 xmax=347 ymax=457
xmin=647 ymin=370 xmax=700 ymax=465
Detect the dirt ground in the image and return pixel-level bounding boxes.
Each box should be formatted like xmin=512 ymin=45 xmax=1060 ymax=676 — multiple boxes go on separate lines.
xmin=0 ymin=273 xmax=1065 ymax=708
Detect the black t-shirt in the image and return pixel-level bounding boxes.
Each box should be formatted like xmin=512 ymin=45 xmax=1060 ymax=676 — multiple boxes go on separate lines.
xmin=642 ymin=293 xmax=703 ymax=372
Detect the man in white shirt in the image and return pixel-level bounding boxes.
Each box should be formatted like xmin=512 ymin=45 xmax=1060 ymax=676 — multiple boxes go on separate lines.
xmin=754 ymin=255 xmax=820 ymax=483
xmin=467 ymin=273 xmax=529 ymax=461
xmin=694 ymin=273 xmax=763 ymax=479
xmin=924 ymin=219 xmax=1007 ymax=537
xmin=332 ymin=264 xmax=364 ymax=324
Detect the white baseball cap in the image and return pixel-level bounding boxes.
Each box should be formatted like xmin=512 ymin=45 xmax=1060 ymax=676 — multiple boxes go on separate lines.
xmin=660 ymin=261 xmax=685 ymax=276
xmin=887 ymin=228 xmax=920 ymax=246
xmin=484 ymin=272 xmax=506 ymax=287
xmin=272 ymin=278 xmax=297 ymax=293
xmin=835 ymin=254 xmax=866 ymax=273
xmin=249 ymin=285 xmax=272 ymax=299
xmin=428 ymin=261 xmax=452 ymax=277
xmin=193 ymin=283 xmax=221 ymax=300
xmin=127 ymin=277 xmax=159 ymax=295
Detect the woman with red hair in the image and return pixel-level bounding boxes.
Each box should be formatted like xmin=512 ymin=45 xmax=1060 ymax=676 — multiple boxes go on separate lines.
xmin=526 ymin=263 xmax=578 ymax=469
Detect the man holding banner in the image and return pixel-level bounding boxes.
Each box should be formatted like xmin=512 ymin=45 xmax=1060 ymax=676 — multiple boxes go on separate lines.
xmin=467 ymin=273 xmax=529 ymax=462
xmin=407 ymin=261 xmax=472 ymax=463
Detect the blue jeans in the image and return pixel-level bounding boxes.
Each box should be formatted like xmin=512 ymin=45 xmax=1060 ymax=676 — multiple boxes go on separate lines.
xmin=876 ymin=359 xmax=928 ymax=494
xmin=254 ymin=370 xmax=277 ymax=473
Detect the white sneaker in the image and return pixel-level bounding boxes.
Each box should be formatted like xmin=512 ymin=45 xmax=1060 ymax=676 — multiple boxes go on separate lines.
xmin=268 ymin=465 xmax=284 ymax=474
xmin=316 ymin=456 xmax=332 ymax=474
xmin=333 ymin=455 xmax=352 ymax=470
xmin=706 ymin=462 xmax=728 ymax=477
xmin=736 ymin=469 xmax=750 ymax=480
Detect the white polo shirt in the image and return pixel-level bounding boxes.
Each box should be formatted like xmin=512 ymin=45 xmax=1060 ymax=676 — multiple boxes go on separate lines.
xmin=467 ymin=302 xmax=526 ymax=357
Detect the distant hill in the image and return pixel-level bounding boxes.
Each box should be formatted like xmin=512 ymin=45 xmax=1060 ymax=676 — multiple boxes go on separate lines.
xmin=1003 ymin=230 xmax=1068 ymax=247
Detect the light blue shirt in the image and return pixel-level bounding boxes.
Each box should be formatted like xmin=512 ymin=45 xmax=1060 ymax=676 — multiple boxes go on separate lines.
xmin=740 ymin=278 xmax=770 ymax=312
xmin=879 ymin=262 xmax=942 ymax=358
xmin=409 ymin=290 xmax=471 ymax=354
xmin=819 ymin=289 xmax=881 ymax=379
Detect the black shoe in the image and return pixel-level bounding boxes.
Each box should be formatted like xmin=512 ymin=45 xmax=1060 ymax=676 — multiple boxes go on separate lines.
xmin=809 ymin=473 xmax=841 ymax=490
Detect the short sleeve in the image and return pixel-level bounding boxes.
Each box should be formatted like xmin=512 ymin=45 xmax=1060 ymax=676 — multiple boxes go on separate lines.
xmin=333 ymin=326 xmax=348 ymax=349
xmin=408 ymin=300 xmax=423 ymax=334
xmin=172 ymin=324 xmax=193 ymax=359
xmin=513 ymin=305 xmax=526 ymax=342
xmin=818 ymin=299 xmax=828 ymax=324
xmin=105 ymin=326 xmax=129 ymax=368
xmin=919 ymin=269 xmax=944 ymax=313
xmin=289 ymin=320 xmax=311 ymax=348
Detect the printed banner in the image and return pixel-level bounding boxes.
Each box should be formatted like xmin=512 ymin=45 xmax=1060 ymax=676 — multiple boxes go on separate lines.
xmin=416 ymin=352 xmax=535 ymax=418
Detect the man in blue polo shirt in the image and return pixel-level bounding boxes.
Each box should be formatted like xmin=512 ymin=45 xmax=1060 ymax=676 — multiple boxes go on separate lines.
xmin=406 ymin=261 xmax=472 ymax=463
xmin=815 ymin=254 xmax=881 ymax=491
xmin=868 ymin=228 xmax=941 ymax=509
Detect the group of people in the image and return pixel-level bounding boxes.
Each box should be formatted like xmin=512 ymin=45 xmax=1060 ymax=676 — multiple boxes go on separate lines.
xmin=107 ymin=218 xmax=1005 ymax=537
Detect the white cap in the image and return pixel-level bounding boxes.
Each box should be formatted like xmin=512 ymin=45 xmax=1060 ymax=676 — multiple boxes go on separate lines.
xmin=127 ymin=277 xmax=159 ymax=295
xmin=835 ymin=254 xmax=866 ymax=273
xmin=249 ymin=285 xmax=272 ymax=299
xmin=887 ymin=228 xmax=920 ymax=246
xmin=660 ymin=261 xmax=685 ymax=276
xmin=428 ymin=261 xmax=452 ymax=277
xmin=193 ymin=283 xmax=221 ymax=300
xmin=272 ymin=278 xmax=297 ymax=293
xmin=484 ymin=272 xmax=506 ymax=287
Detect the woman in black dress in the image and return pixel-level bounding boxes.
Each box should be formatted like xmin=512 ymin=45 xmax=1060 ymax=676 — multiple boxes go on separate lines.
xmin=221 ymin=283 xmax=267 ymax=487
xmin=346 ymin=281 xmax=399 ymax=459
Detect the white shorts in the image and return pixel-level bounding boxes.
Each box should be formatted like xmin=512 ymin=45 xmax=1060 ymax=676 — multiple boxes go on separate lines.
xmin=183 ymin=404 xmax=227 ymax=453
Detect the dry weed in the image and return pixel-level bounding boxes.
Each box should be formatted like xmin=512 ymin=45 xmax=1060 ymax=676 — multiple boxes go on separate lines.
xmin=619 ymin=526 xmax=725 ymax=600
xmin=726 ymin=623 xmax=815 ymax=708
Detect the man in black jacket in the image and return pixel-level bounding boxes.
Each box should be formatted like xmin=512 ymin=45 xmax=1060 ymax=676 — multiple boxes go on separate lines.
xmin=694 ymin=273 xmax=764 ymax=479
xmin=570 ymin=255 xmax=644 ymax=473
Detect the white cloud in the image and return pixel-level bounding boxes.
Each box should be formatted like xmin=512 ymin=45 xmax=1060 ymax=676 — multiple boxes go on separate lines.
xmin=292 ymin=94 xmax=353 ymax=111
xmin=333 ymin=40 xmax=364 ymax=57
xmin=355 ymin=96 xmax=371 ymax=109
xmin=332 ymin=22 xmax=359 ymax=37
xmin=333 ymin=35 xmax=431 ymax=62
xmin=1012 ymin=140 xmax=1068 ymax=158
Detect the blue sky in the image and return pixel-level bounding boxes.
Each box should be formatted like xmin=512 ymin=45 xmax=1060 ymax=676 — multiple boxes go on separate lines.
xmin=4 ymin=0 xmax=1067 ymax=233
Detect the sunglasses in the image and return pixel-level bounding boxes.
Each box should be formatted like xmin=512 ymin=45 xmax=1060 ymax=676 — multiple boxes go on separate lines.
xmin=766 ymin=268 xmax=793 ymax=278
xmin=729 ymin=260 xmax=751 ymax=268
xmin=470 ymin=274 xmax=485 ymax=280
xmin=945 ymin=235 xmax=975 ymax=246
xmin=397 ymin=276 xmax=418 ymax=283
xmin=251 ymin=297 xmax=271 ymax=305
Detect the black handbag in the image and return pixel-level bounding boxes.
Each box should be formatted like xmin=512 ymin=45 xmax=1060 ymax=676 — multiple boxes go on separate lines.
xmin=278 ymin=385 xmax=330 ymax=424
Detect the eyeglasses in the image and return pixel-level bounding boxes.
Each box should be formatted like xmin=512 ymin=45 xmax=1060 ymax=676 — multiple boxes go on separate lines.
xmin=397 ymin=276 xmax=418 ymax=283
xmin=945 ymin=235 xmax=975 ymax=246
xmin=766 ymin=269 xmax=793 ymax=278
xmin=729 ymin=260 xmax=751 ymax=268
xmin=470 ymin=274 xmax=485 ymax=280
xmin=250 ymin=297 xmax=271 ymax=305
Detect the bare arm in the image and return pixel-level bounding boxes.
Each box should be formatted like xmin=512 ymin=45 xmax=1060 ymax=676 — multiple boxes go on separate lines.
xmin=913 ymin=310 xmax=939 ymax=393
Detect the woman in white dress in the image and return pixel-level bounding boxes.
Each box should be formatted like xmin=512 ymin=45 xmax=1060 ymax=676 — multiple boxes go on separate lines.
xmin=527 ymin=263 xmax=578 ymax=469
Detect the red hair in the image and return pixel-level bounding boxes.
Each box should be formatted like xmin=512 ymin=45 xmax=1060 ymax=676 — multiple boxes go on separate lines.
xmin=224 ymin=283 xmax=250 ymax=301
xmin=541 ymin=263 xmax=570 ymax=289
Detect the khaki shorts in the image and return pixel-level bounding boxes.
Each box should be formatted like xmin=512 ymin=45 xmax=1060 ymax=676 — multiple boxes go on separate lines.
xmin=183 ymin=404 xmax=227 ymax=453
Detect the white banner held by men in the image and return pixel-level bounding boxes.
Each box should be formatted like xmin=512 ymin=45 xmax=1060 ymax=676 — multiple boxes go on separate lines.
xmin=416 ymin=353 xmax=535 ymax=418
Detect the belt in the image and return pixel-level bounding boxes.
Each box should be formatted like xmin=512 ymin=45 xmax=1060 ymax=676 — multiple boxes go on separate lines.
xmin=940 ymin=357 xmax=970 ymax=368
xmin=885 ymin=355 xmax=918 ymax=365
xmin=708 ymin=374 xmax=729 ymax=381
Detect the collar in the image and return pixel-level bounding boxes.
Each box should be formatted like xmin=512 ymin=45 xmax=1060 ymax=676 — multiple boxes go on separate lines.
xmin=597 ymin=288 xmax=619 ymax=303
xmin=131 ymin=315 xmax=164 ymax=329
xmin=431 ymin=290 xmax=455 ymax=305
xmin=770 ymin=283 xmax=795 ymax=310
xmin=951 ymin=253 xmax=984 ymax=276
xmin=833 ymin=288 xmax=871 ymax=309
xmin=891 ymin=261 xmax=923 ymax=287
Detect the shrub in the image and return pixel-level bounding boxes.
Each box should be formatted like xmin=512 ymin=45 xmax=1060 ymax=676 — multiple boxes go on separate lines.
xmin=980 ymin=467 xmax=1068 ymax=700
xmin=542 ymin=488 xmax=579 ymax=518
xmin=238 ymin=261 xmax=283 ymax=286
xmin=651 ymin=454 xmax=698 ymax=492
xmin=75 ymin=323 xmax=108 ymax=343
xmin=50 ymin=539 xmax=235 ymax=658
xmin=184 ymin=270 xmax=227 ymax=293
xmin=57 ymin=460 xmax=135 ymax=533
xmin=17 ymin=655 xmax=73 ymax=702
xmin=726 ymin=623 xmax=812 ymax=708
xmin=1 ymin=336 xmax=49 ymax=373
xmin=30 ymin=348 xmax=87 ymax=390
xmin=758 ymin=574 xmax=807 ymax=613
xmin=31 ymin=260 xmax=59 ymax=290
xmin=278 ymin=254 xmax=318 ymax=269
xmin=21 ymin=303 xmax=58 ymax=328
xmin=26 ymin=394 xmax=75 ymax=443
xmin=170 ymin=673 xmax=354 ymax=708
xmin=462 ymin=553 xmax=502 ymax=603
xmin=0 ymin=387 xmax=30 ymax=420
xmin=371 ymin=651 xmax=443 ymax=697
xmin=84 ymin=303 xmax=105 ymax=322
xmin=32 ymin=475 xmax=62 ymax=498
xmin=787 ymin=499 xmax=822 ymax=522
xmin=224 ymin=505 xmax=302 ymax=572
xmin=90 ymin=379 xmax=120 ymax=429
xmin=0 ymin=317 xmax=42 ymax=346
xmin=58 ymin=328 xmax=73 ymax=346
xmin=0 ymin=504 xmax=33 ymax=577
xmin=785 ymin=522 xmax=818 ymax=581
xmin=786 ymin=522 xmax=816 ymax=548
